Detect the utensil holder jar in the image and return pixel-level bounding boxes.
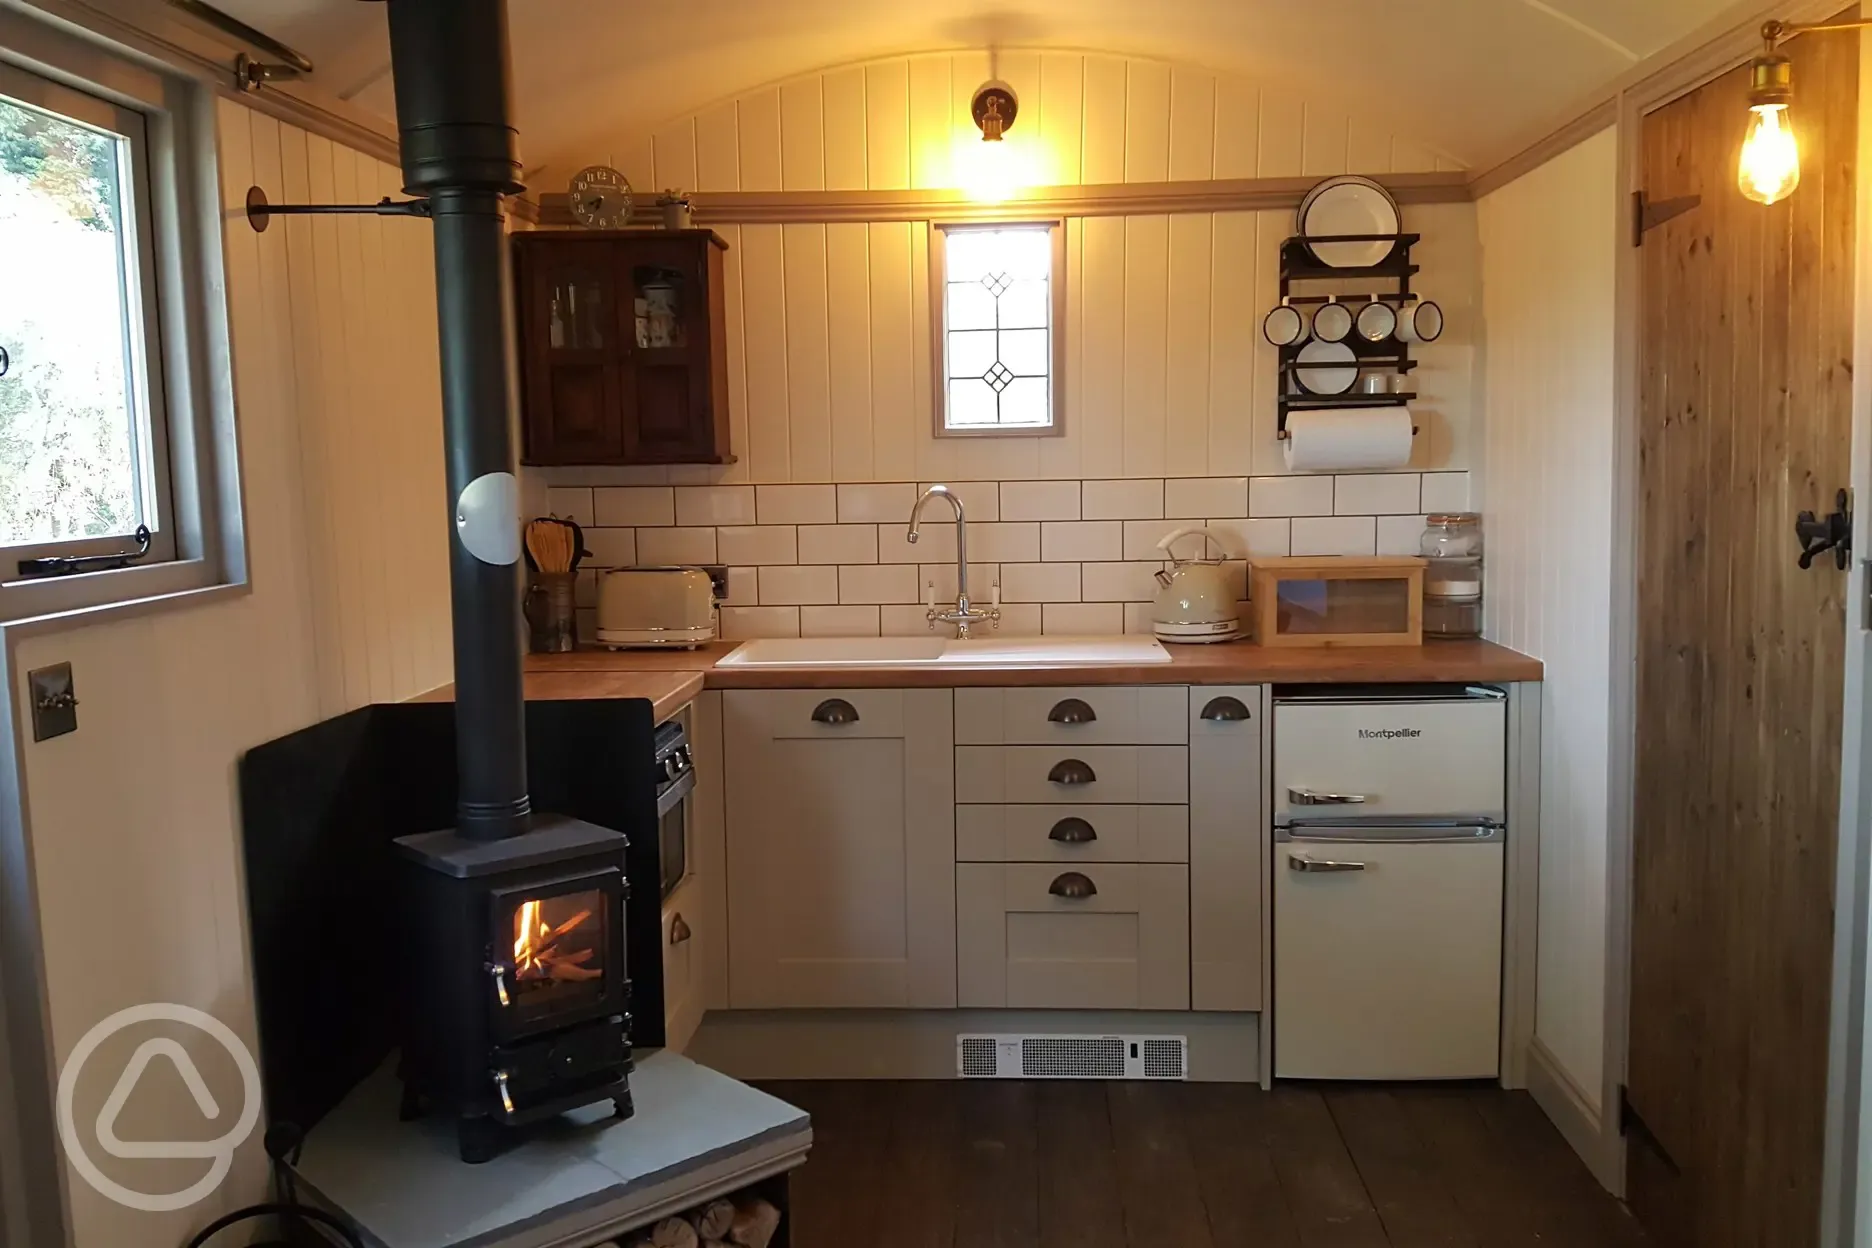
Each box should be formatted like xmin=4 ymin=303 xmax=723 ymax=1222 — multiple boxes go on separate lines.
xmin=526 ymin=572 xmax=579 ymax=653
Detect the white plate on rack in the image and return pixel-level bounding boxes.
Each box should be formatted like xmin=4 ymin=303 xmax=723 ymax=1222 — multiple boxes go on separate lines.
xmin=1298 ymin=176 xmax=1401 ymax=268
xmin=1294 ymin=339 xmax=1359 ymax=395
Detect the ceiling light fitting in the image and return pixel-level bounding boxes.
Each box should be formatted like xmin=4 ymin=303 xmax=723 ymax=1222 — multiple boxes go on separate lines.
xmin=971 ymin=80 xmax=1019 ymax=141
xmin=1740 ymin=17 xmax=1872 ymax=205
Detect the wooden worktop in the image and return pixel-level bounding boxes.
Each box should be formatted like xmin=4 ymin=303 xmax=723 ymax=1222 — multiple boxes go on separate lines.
xmin=517 ymin=637 xmax=1541 ymax=695
xmin=410 ymin=668 xmax=707 ymax=723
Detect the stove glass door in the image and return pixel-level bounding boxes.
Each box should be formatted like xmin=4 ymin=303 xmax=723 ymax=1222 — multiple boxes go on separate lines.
xmin=492 ymin=870 xmax=622 ymax=1031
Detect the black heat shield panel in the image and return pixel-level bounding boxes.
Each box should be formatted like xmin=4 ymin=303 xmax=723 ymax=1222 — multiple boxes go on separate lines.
xmin=237 ymin=698 xmax=659 ymax=1136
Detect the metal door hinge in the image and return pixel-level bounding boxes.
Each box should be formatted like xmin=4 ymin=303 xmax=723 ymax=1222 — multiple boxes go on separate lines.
xmin=1632 ymin=190 xmax=1702 ymax=246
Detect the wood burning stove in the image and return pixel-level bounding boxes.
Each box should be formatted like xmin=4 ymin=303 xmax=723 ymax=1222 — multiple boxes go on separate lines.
xmin=376 ymin=0 xmax=636 ymax=1162
xmin=395 ymin=817 xmax=634 ymax=1162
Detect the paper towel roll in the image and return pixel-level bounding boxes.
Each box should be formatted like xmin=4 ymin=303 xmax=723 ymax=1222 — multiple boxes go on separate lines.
xmin=1282 ymin=408 xmax=1415 ymax=472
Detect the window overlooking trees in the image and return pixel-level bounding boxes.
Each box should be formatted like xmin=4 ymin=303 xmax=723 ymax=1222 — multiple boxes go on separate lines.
xmin=0 ymin=64 xmax=170 ymax=571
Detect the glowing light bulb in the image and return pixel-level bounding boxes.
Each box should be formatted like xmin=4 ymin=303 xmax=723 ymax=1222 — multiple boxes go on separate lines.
xmin=1738 ymin=102 xmax=1801 ymax=205
xmin=958 ymin=134 xmax=1023 ymax=203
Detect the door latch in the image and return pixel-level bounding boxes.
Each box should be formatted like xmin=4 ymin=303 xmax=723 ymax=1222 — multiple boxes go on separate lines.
xmin=1796 ymin=489 xmax=1852 ymax=570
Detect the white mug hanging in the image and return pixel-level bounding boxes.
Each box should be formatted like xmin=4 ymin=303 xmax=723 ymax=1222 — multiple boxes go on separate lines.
xmin=1355 ymin=297 xmax=1397 ymax=343
xmin=1311 ymin=299 xmax=1353 ymax=343
xmin=1396 ymin=300 xmax=1445 ymax=344
xmin=1263 ymin=302 xmax=1307 ymax=348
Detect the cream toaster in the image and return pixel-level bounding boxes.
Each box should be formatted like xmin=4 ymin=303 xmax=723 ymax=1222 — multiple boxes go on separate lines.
xmin=598 ymin=567 xmax=717 ymax=649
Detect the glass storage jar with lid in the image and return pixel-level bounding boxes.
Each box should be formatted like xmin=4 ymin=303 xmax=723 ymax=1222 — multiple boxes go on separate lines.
xmin=1421 ymin=513 xmax=1483 ymax=639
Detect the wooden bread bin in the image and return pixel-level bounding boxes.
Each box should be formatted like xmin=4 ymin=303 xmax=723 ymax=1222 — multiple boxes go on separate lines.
xmin=1248 ymin=556 xmax=1427 ymax=647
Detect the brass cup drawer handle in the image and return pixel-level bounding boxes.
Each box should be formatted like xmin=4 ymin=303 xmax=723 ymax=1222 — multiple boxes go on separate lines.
xmin=1048 ymin=871 xmax=1098 ymax=899
xmin=1047 ymin=759 xmax=1097 ymax=786
xmin=1048 ymin=817 xmax=1097 ymax=844
xmin=811 ymin=698 xmax=860 ymax=725
xmin=1047 ymin=698 xmax=1098 ymax=725
xmin=1200 ymin=696 xmax=1251 ymax=722
xmin=670 ymin=913 xmax=693 ymax=946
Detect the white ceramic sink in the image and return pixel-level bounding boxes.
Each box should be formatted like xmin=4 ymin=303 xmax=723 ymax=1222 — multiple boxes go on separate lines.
xmin=716 ymin=635 xmax=1172 ymax=668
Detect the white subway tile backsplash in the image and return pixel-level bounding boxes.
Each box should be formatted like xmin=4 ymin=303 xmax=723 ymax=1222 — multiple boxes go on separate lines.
xmin=575 ymin=569 xmax=599 ymax=608
xmin=594 ymin=486 xmax=675 ymax=527
xmin=1081 ymin=479 xmax=1164 ymax=520
xmin=921 ymin=563 xmax=999 ymax=603
xmin=1041 ymin=521 xmax=1122 ymax=562
xmin=1001 ymin=562 xmax=1082 ymax=603
xmin=758 ymin=564 xmax=840 ymax=605
xmin=1334 ymin=473 xmax=1421 ymax=516
xmin=1123 ymin=519 xmax=1190 ymax=561
xmin=921 ymin=480 xmax=999 ymax=521
xmin=717 ymin=525 xmax=798 ymax=566
xmin=798 ymin=524 xmax=878 ymax=564
xmin=1203 ymin=518 xmax=1291 ymax=559
xmin=1164 ymin=477 xmax=1248 ymax=519
xmin=544 ymin=486 xmax=595 ymax=527
xmin=1000 ymin=480 xmax=1082 ymax=521
xmin=1291 ymin=515 xmax=1378 ymax=556
xmin=972 ymin=522 xmax=1040 ymax=563
xmin=1377 ymin=514 xmax=1429 ymax=556
xmin=839 ymin=564 xmax=919 ymax=604
xmin=636 ymin=526 xmax=717 ymax=564
xmin=1249 ymin=475 xmax=1335 ymax=517
xmin=540 ymin=465 xmax=669 ymax=487
xmin=1124 ymin=602 xmax=1157 ymax=634
xmin=719 ymin=606 xmax=801 ymax=640
xmin=880 ymin=604 xmax=937 ymax=636
xmin=1080 ymin=561 xmax=1167 ymax=603
xmin=801 ymin=605 xmax=882 ymax=637
xmin=1044 ymin=602 xmax=1124 ymax=635
xmin=583 ymin=527 xmax=637 ymax=568
xmin=722 ymin=566 xmax=759 ymax=605
xmin=994 ymin=604 xmax=1044 ymax=636
xmin=756 ymin=484 xmax=838 ymax=525
xmin=878 ymin=518 xmax=957 ymax=563
xmin=1421 ymin=471 xmax=1472 ymax=513
xmin=838 ymin=483 xmax=917 ymax=524
xmin=676 ymin=485 xmax=757 ymax=526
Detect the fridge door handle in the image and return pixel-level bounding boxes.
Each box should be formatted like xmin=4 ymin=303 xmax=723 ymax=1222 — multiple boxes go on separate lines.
xmin=1288 ymin=854 xmax=1368 ymax=873
xmin=1288 ymin=787 xmax=1369 ymax=806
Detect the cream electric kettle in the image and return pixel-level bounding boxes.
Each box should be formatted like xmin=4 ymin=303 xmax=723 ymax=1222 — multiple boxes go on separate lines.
xmin=1151 ymin=527 xmax=1242 ymax=644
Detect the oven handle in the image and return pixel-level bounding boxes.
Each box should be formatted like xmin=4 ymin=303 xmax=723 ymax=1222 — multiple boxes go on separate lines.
xmin=656 ymin=767 xmax=698 ymax=817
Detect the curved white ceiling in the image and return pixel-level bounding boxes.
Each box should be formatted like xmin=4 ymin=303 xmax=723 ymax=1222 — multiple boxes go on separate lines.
xmin=217 ymin=0 xmax=1732 ymax=172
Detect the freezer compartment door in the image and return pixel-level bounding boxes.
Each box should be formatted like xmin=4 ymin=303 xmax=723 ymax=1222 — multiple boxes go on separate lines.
xmin=1274 ymin=697 xmax=1506 ymax=822
xmin=1274 ymin=836 xmax=1503 ymax=1080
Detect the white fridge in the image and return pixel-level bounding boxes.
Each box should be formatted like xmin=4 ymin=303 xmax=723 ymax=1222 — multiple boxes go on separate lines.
xmin=1272 ymin=688 xmax=1507 ymax=1081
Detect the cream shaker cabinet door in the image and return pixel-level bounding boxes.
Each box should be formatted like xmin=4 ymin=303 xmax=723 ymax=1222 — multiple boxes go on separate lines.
xmin=723 ymin=688 xmax=955 ymax=1009
xmin=957 ymin=862 xmax=1190 ymax=1010
xmin=1189 ymin=687 xmax=1265 ymax=1011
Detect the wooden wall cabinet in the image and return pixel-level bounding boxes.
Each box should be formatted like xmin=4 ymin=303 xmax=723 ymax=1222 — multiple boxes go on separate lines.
xmin=722 ymin=689 xmax=956 ymax=1009
xmin=513 ymin=230 xmax=735 ymax=466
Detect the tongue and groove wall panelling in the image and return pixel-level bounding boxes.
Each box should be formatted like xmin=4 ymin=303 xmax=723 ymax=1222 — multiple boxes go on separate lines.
xmin=12 ymin=100 xmax=452 ymax=1247
xmin=542 ymin=52 xmax=1476 ymax=489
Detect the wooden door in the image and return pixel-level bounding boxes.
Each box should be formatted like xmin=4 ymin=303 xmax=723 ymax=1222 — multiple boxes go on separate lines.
xmin=514 ymin=237 xmax=628 ymax=464
xmin=617 ymin=234 xmax=721 ymax=463
xmin=722 ymin=689 xmax=956 ymax=1009
xmin=1628 ymin=27 xmax=1856 ymax=1248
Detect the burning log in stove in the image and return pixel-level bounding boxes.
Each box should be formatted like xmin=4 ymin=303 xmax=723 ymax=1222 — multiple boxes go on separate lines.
xmin=513 ymin=901 xmax=601 ymax=984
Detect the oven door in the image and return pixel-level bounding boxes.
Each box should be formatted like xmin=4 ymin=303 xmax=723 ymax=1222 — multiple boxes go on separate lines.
xmin=658 ymin=768 xmax=696 ymax=900
xmin=487 ymin=867 xmax=628 ymax=1043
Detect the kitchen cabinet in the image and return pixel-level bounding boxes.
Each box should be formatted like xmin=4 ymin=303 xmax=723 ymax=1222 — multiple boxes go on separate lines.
xmin=1189 ymin=687 xmax=1266 ymax=1012
xmin=956 ymin=862 xmax=1190 ymax=1009
xmin=512 ymin=230 xmax=734 ymax=466
xmin=722 ymin=689 xmax=955 ymax=1009
xmin=661 ymin=879 xmax=704 ymax=1053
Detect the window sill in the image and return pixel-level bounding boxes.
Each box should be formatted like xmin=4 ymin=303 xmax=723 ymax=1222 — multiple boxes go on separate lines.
xmin=0 ymin=559 xmax=246 ymax=635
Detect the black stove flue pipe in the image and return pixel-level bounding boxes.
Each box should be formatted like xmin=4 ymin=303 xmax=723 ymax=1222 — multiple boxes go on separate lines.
xmin=386 ymin=0 xmax=530 ymax=841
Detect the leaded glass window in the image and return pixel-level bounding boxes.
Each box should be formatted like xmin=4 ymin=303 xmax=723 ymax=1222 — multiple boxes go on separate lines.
xmin=936 ymin=223 xmax=1059 ymax=434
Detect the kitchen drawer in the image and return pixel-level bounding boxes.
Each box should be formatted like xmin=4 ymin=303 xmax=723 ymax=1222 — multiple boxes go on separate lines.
xmin=956 ymin=745 xmax=1189 ymax=805
xmin=956 ymin=804 xmax=1189 ymax=864
xmin=1273 ymin=696 xmax=1505 ymax=821
xmin=957 ymin=862 xmax=1190 ymax=1009
xmin=661 ymin=881 xmax=704 ymax=1054
xmin=955 ymin=686 xmax=1189 ymax=746
xmin=725 ymin=688 xmax=909 ymax=740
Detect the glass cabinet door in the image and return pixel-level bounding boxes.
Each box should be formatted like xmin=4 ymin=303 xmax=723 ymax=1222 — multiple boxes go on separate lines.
xmin=547 ymin=270 xmax=609 ymax=351
xmin=631 ymin=262 xmax=692 ymax=350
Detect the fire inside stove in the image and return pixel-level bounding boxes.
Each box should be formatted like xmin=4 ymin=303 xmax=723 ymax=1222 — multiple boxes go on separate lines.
xmin=511 ymin=891 xmax=605 ymax=1001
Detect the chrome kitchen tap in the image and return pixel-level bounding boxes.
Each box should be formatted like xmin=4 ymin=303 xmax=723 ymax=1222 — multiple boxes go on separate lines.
xmin=906 ymin=484 xmax=1000 ymax=639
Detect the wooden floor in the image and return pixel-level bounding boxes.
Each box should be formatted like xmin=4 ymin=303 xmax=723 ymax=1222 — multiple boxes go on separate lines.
xmin=761 ymin=1080 xmax=1649 ymax=1247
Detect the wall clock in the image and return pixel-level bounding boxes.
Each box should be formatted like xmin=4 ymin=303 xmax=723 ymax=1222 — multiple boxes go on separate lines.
xmin=568 ymin=165 xmax=632 ymax=229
